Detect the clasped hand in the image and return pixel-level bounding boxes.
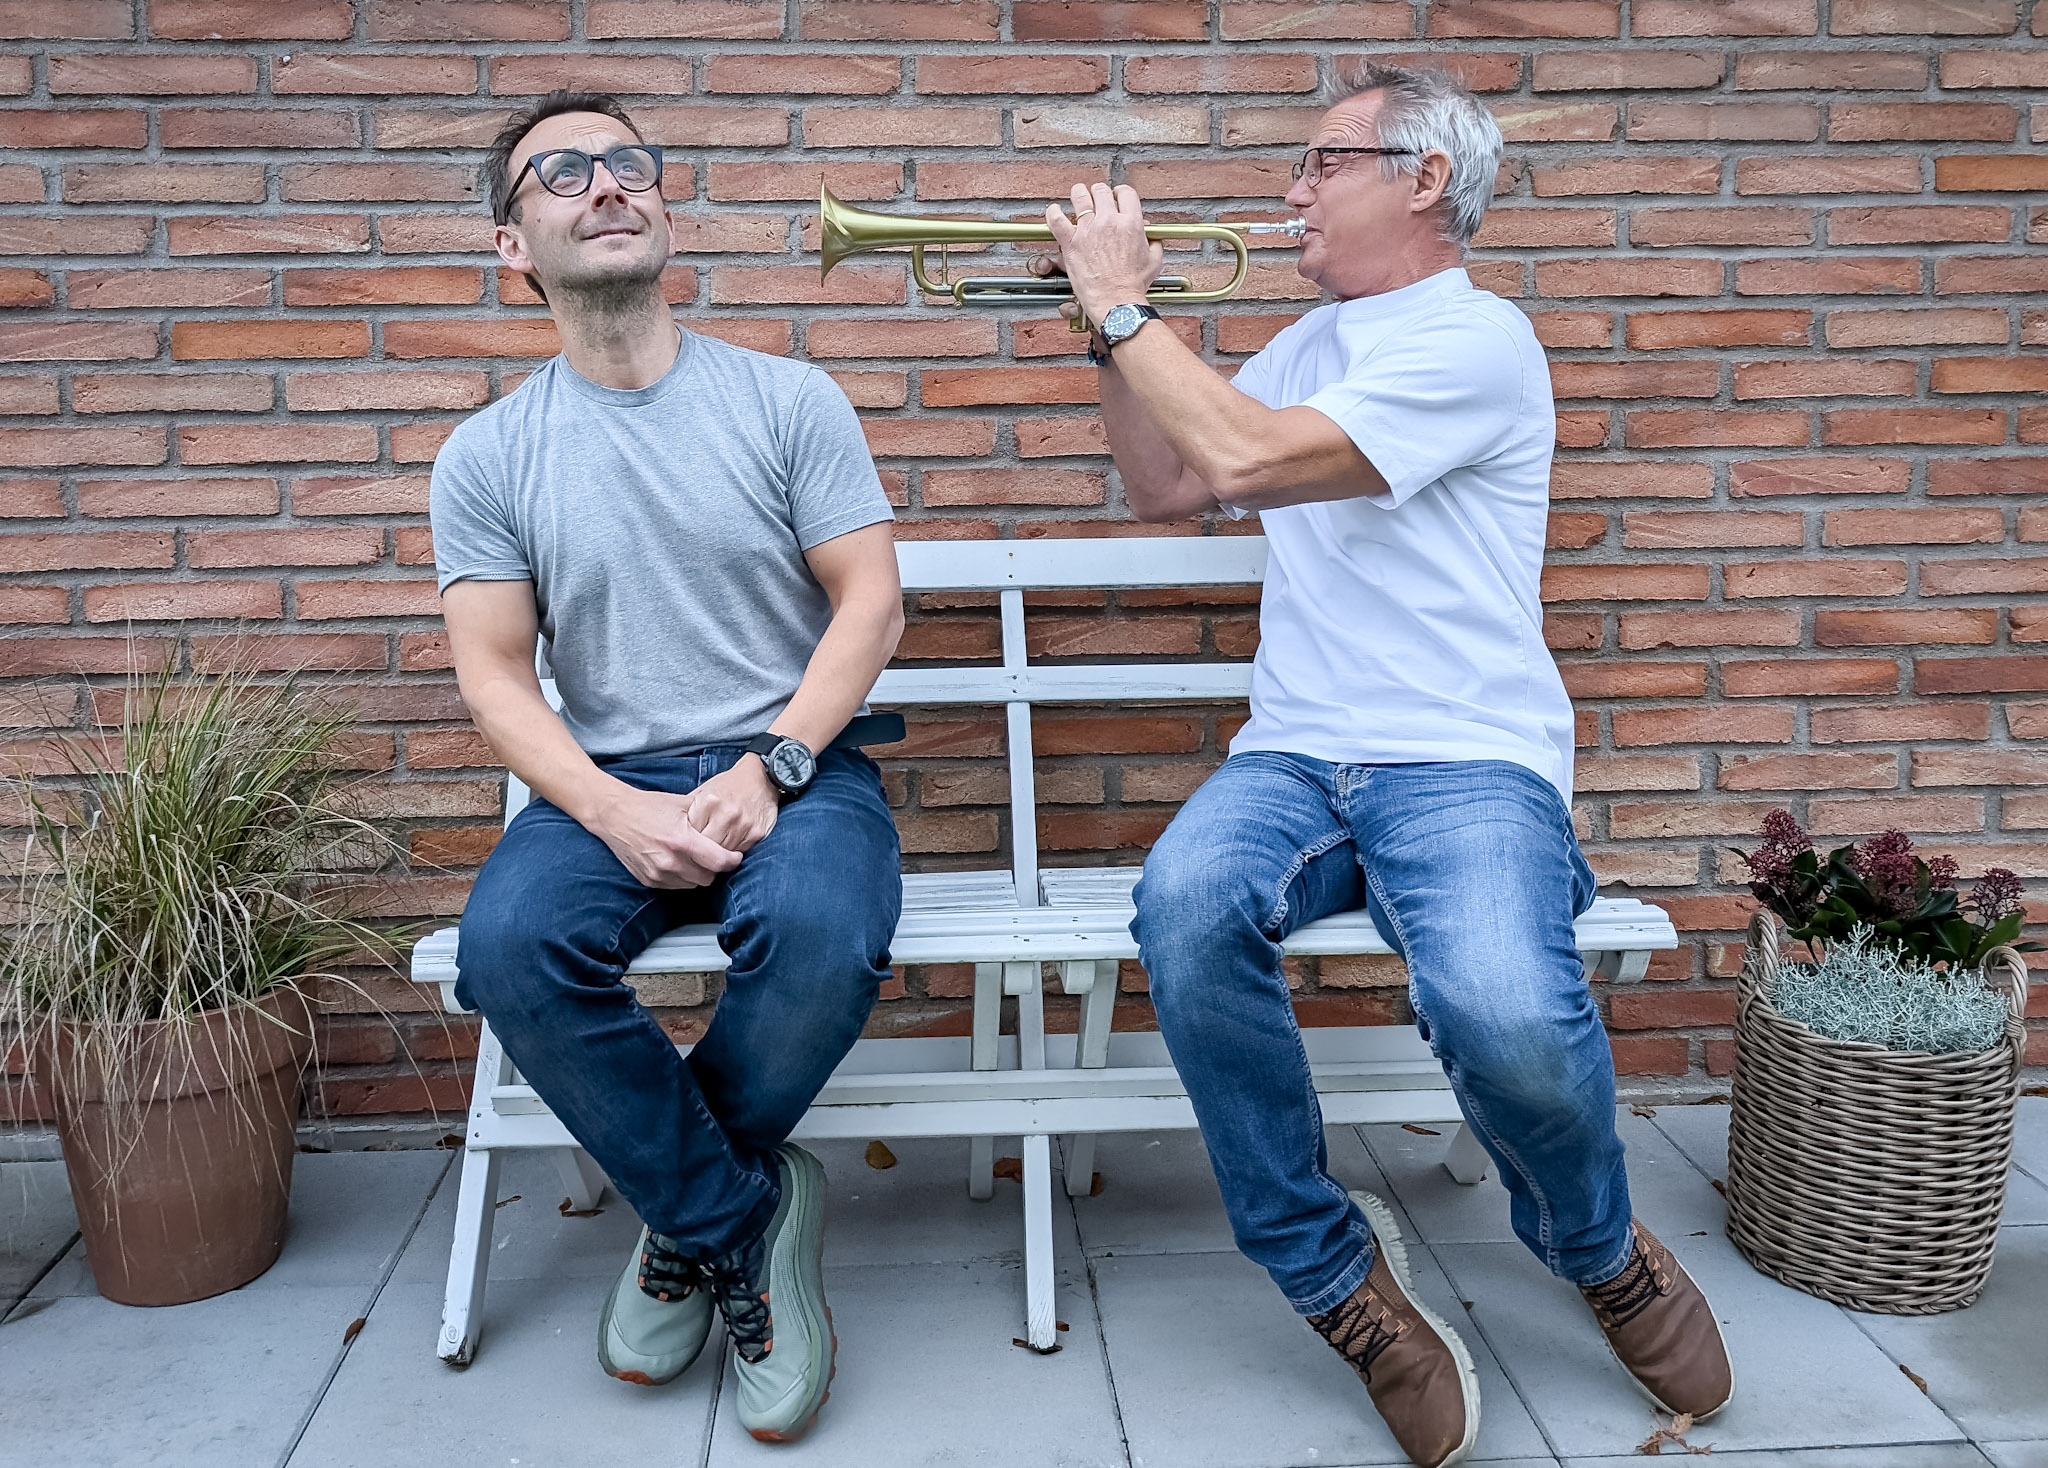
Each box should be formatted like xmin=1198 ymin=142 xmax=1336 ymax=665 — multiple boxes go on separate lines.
xmin=593 ymin=759 xmax=780 ymax=890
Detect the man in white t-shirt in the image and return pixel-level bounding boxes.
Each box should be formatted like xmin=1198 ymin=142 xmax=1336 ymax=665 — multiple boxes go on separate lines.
xmin=1043 ymin=63 xmax=1733 ymax=1468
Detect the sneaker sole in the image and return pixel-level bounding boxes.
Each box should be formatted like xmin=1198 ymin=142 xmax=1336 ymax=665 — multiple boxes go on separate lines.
xmin=744 ymin=1144 xmax=837 ymax=1444
xmin=1349 ymin=1190 xmax=1483 ymax=1468
xmin=1591 ymin=1255 xmax=1736 ymax=1425
xmin=596 ymin=1263 xmax=708 ymax=1387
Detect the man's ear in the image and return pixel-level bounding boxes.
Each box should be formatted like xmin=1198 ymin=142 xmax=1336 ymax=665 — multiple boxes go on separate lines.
xmin=1409 ymin=150 xmax=1454 ymax=216
xmin=494 ymin=220 xmax=531 ymax=276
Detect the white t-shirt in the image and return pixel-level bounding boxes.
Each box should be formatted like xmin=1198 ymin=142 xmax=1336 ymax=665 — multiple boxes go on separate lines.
xmin=1224 ymin=266 xmax=1574 ymax=800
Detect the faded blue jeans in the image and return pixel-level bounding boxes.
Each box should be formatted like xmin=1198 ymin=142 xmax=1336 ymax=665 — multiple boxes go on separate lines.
xmin=454 ymin=746 xmax=901 ymax=1261
xmin=1131 ymin=753 xmax=1633 ymax=1316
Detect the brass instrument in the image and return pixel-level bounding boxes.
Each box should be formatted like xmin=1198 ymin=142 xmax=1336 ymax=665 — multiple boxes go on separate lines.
xmin=817 ymin=185 xmax=1305 ymax=330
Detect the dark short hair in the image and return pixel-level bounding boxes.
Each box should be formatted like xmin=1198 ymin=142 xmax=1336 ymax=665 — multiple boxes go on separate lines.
xmin=484 ymin=90 xmax=643 ymax=302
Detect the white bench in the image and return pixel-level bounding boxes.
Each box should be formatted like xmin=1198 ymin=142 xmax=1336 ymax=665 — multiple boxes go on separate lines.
xmin=410 ymin=535 xmax=1677 ymax=1364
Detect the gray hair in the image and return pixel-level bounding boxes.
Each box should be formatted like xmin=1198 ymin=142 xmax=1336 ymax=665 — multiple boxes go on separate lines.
xmin=1327 ymin=61 xmax=1503 ymax=249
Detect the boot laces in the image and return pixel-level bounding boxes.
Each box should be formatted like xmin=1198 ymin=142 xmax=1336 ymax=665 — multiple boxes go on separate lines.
xmin=703 ymin=1231 xmax=774 ymax=1364
xmin=636 ymin=1231 xmax=703 ymax=1304
xmin=1308 ymin=1289 xmax=1406 ymax=1384
xmin=1584 ymin=1234 xmax=1670 ymax=1330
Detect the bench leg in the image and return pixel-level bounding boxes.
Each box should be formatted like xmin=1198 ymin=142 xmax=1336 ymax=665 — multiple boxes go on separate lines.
xmin=967 ymin=961 xmax=1001 ymax=1202
xmin=1011 ymin=961 xmax=1059 ymax=1352
xmin=1062 ymin=958 xmax=1117 ymax=1198
xmin=439 ymin=1022 xmax=511 ymax=1366
xmin=1444 ymin=1122 xmax=1491 ymax=1186
xmin=552 ymin=1147 xmax=607 ymax=1213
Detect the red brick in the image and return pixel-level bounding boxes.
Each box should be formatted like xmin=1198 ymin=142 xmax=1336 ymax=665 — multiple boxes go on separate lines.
xmin=1917 ymin=658 xmax=2048 ymax=695
xmin=698 ymin=53 xmax=892 ymax=94
xmin=1425 ymin=1 xmax=1620 ymax=36
xmin=1734 ymin=358 xmax=1916 ymax=400
xmin=1630 ymin=207 xmax=1813 ymax=248
xmin=293 ymin=475 xmax=430 ymax=516
xmin=1622 ymin=511 xmax=1803 ymax=548
xmin=2010 ymin=706 xmax=2048 ymax=739
xmin=281 ymin=162 xmax=478 ymax=205
xmin=64 ymin=162 xmax=265 ymax=204
xmin=188 ymin=527 xmax=383 ymax=568
xmin=862 ymin=419 xmax=999 ymax=458
xmin=295 ymin=579 xmax=440 ymax=620
xmin=1629 ymin=101 xmax=1819 ymax=142
xmin=1534 ymin=258 xmax=1722 ymax=297
xmin=285 ymin=370 xmax=489 ymax=413
xmin=0 ymin=586 xmax=70 ymax=624
xmin=482 ymin=53 xmax=696 ymax=96
xmin=1 ymin=0 xmax=131 ymax=35
xmin=1921 ymin=558 xmax=2048 ymax=595
xmin=78 ymin=477 xmax=276 ymax=517
xmin=168 ymin=214 xmax=371 ymax=255
xmin=923 ymin=469 xmax=1106 ymax=506
xmin=1619 ymin=609 xmax=1802 ymax=647
xmin=1013 ymin=1 xmax=1205 ymax=39
xmin=1728 ymin=558 xmax=1907 ymax=598
xmin=1827 ymin=205 xmax=2010 ymax=245
xmin=1734 ymin=256 xmax=1922 ymax=294
xmin=161 ymin=108 xmax=359 ymax=149
xmin=0 ymin=425 xmax=165 ymax=469
xmin=1550 ymin=360 xmax=1717 ymax=399
xmin=177 ymin=423 xmax=377 ymax=466
xmin=1939 ymin=50 xmax=2048 ymax=87
xmin=1625 ymin=410 xmax=1809 ymax=448
xmin=1124 ymin=54 xmax=1316 ymax=93
xmin=1626 ymin=309 xmax=1809 ymax=350
xmin=1722 ymin=658 xmax=1901 ymax=696
xmin=1633 ymin=0 xmax=1817 ymax=33
xmin=1936 ymin=256 xmax=2048 ymax=294
xmin=1541 ymin=563 xmax=1710 ymax=601
xmin=1816 ymin=608 xmax=1998 ymax=645
xmin=802 ymin=106 xmax=999 ymax=149
xmin=0 ymin=530 xmax=172 ymax=572
xmin=1531 ymin=158 xmax=1719 ymax=197
xmin=1610 ymin=1035 xmax=1689 ymax=1074
xmin=1733 ymin=155 xmax=1924 ymax=195
xmin=1826 ymin=306 xmax=2007 ymax=348
xmin=364 ymin=0 xmax=568 ymax=39
xmin=384 ymin=319 xmax=561 ymax=360
xmin=171 ymin=320 xmax=368 ymax=362
xmin=1807 ymin=793 xmax=1985 ymax=833
xmin=73 ymin=372 xmax=271 ymax=415
xmin=798 ymin=1 xmax=998 ymax=38
xmin=0 ymin=110 xmax=146 ymax=149
xmin=1814 ymin=703 xmax=1988 ymax=742
xmin=1734 ymin=50 xmax=1928 ymax=89
xmin=1552 ymin=461 xmax=1714 ymax=499
xmin=587 ymin=0 xmax=783 ymax=38
xmin=274 ymin=53 xmax=476 ymax=94
xmin=48 ymin=51 xmax=256 ymax=93
xmin=923 ymin=367 xmax=1098 ymax=408
xmin=1831 ymin=0 xmax=2018 ymax=33
xmin=0 ymin=377 xmax=58 ymax=415
xmin=1533 ymin=49 xmax=1722 ymax=88
xmin=1611 ymin=988 xmax=1736 ymax=1029
xmin=1558 ymin=662 xmax=1704 ymax=697
xmin=84 ymin=580 xmax=282 ymax=622
xmin=0 ymin=322 xmax=156 ymax=363
xmin=1612 ymin=705 xmax=1795 ymax=745
xmin=147 ymin=0 xmax=352 ymax=38
xmin=710 ymin=162 xmax=901 ymax=202
xmin=1730 ymin=456 xmax=1908 ymax=496
xmin=1015 ymin=418 xmax=1108 ymax=457
xmin=1219 ymin=2 xmax=1412 ymax=38
xmin=377 ymin=214 xmax=492 ymax=254
xmin=1823 ymin=408 xmax=2006 ymax=445
xmin=1916 ymin=751 xmax=2048 ymax=787
xmin=282 ymin=267 xmax=482 ymax=307
xmin=1934 ymin=357 xmax=2048 ymax=393
xmin=1833 ymin=101 xmax=2017 ymax=143
xmin=0 ymin=636 xmax=175 ymax=676
xmin=711 ymin=265 xmax=899 ymax=307
xmin=1826 ymin=508 xmax=2004 ymax=545
xmin=0 ymin=166 xmax=45 ymax=205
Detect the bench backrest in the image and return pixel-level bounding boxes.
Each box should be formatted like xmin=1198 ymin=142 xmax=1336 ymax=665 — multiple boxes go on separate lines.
xmin=515 ymin=536 xmax=1270 ymax=909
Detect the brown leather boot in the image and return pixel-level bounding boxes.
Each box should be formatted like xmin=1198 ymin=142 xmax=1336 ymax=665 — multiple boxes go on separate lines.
xmin=1581 ymin=1220 xmax=1734 ymax=1420
xmin=1306 ymin=1192 xmax=1480 ymax=1468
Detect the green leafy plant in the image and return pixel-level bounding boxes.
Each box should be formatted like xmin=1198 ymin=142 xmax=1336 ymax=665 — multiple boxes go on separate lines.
xmin=1734 ymin=810 xmax=2036 ymax=972
xmin=1 ymin=655 xmax=398 ymax=1125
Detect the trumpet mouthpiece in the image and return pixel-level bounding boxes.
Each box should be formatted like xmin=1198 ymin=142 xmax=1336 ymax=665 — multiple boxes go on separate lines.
xmin=1244 ymin=219 xmax=1307 ymax=239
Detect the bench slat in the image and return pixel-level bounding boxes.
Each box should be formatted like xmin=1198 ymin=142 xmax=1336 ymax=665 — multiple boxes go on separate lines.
xmin=871 ymin=663 xmax=1254 ymax=706
xmin=896 ymin=537 xmax=1267 ymax=592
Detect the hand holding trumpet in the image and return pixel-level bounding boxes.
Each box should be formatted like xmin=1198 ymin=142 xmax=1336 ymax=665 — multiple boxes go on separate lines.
xmin=1039 ymin=182 xmax=1167 ymax=333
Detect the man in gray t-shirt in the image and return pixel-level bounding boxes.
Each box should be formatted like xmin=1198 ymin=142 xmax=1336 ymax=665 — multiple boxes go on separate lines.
xmin=431 ymin=91 xmax=902 ymax=1440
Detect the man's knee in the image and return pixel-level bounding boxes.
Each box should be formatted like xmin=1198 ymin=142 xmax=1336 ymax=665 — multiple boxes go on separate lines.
xmin=1414 ymin=943 xmax=1604 ymax=1105
xmin=1132 ymin=837 xmax=1270 ymax=982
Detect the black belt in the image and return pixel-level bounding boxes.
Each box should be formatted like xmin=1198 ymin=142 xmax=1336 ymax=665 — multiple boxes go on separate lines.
xmin=832 ymin=711 xmax=905 ymax=749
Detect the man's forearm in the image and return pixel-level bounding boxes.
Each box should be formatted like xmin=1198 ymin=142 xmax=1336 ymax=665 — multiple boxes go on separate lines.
xmin=459 ymin=666 xmax=630 ymax=829
xmin=765 ymin=594 xmax=903 ymax=755
xmin=1097 ymin=356 xmax=1213 ymax=519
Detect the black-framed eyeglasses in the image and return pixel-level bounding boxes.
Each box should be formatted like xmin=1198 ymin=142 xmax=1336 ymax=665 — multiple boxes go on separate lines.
xmin=496 ymin=144 xmax=664 ymax=224
xmin=1292 ymin=146 xmax=1416 ymax=186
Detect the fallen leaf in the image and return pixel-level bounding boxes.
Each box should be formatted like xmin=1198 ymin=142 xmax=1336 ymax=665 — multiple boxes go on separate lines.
xmin=1636 ymin=1408 xmax=1713 ymax=1456
xmin=1697 ymin=1093 xmax=1730 ymax=1105
xmin=1709 ymin=1178 xmax=1726 ymax=1196
xmin=864 ymin=1140 xmax=898 ymax=1170
xmin=558 ymin=1197 xmax=604 ymax=1218
xmin=435 ymin=1133 xmax=465 ymax=1149
xmin=494 ymin=1194 xmax=522 ymax=1210
xmin=1089 ymin=1171 xmax=1105 ymax=1197
xmin=296 ymin=1143 xmax=332 ymax=1155
xmin=1401 ymin=1123 xmax=1441 ymax=1136
xmin=342 ymin=1317 xmax=366 ymax=1345
xmin=1630 ymin=1103 xmax=1658 ymax=1118
xmin=1900 ymin=1364 xmax=1929 ymax=1394
xmin=992 ymin=1157 xmax=1024 ymax=1184
xmin=1461 ymin=1300 xmax=1475 ymax=1311
xmin=1056 ymin=1320 xmax=1069 ymax=1331
xmin=1011 ymin=1336 xmax=1063 ymax=1355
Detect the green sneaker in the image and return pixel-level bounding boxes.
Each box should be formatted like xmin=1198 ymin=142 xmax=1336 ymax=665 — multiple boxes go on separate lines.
xmin=705 ymin=1143 xmax=836 ymax=1443
xmin=597 ymin=1226 xmax=715 ymax=1386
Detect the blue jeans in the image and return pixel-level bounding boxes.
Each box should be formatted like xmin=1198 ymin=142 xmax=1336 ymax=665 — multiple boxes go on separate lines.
xmin=453 ymin=746 xmax=901 ymax=1260
xmin=1131 ymin=753 xmax=1633 ymax=1315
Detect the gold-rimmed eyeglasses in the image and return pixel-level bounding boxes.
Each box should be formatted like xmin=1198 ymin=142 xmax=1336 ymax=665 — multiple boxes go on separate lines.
xmin=1291 ymin=146 xmax=1417 ymax=187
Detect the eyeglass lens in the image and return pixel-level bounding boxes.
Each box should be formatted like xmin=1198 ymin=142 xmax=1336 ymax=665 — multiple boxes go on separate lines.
xmin=536 ymin=146 xmax=661 ymax=197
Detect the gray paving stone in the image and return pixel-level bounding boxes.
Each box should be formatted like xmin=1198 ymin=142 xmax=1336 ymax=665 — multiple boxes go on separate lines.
xmin=1434 ymin=1233 xmax=1964 ymax=1459
xmin=288 ymin=1276 xmax=716 ymax=1467
xmin=2011 ymin=1098 xmax=2048 ymax=1189
xmin=0 ymin=1284 xmax=360 ymax=1468
xmin=30 ymin=1149 xmax=448 ymax=1299
xmin=0 ymin=1160 xmax=77 ymax=1306
xmin=387 ymin=1148 xmax=648 ymax=1292
xmin=1563 ymin=1447 xmax=1990 ymax=1467
xmin=1850 ymin=1225 xmax=2048 ymax=1444
xmin=1093 ymin=1244 xmax=1549 ymax=1468
xmin=1647 ymin=1101 xmax=1731 ymax=1183
xmin=1072 ymin=1123 xmax=1405 ymax=1260
xmin=1983 ymin=1443 xmax=2048 ymax=1467
xmin=813 ymin=1134 xmax=1083 ymax=1269
xmin=703 ymin=1259 xmax=1123 ymax=1468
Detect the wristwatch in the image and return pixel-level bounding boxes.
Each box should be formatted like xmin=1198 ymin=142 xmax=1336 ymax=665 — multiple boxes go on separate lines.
xmin=1097 ymin=303 xmax=1161 ymax=356
xmin=743 ymin=732 xmax=817 ymax=800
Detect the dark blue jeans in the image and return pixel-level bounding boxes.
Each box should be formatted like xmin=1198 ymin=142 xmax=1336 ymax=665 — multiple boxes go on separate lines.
xmin=1132 ymin=754 xmax=1633 ymax=1315
xmin=453 ymin=746 xmax=901 ymax=1260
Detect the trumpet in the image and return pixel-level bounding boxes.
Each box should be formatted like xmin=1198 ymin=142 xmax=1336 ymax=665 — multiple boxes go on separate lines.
xmin=817 ymin=185 xmax=1304 ymax=330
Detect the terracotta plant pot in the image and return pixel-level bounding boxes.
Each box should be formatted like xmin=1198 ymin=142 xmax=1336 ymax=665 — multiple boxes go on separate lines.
xmin=50 ymin=986 xmax=314 ymax=1307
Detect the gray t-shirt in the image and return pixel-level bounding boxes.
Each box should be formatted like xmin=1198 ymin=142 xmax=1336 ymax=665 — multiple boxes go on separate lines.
xmin=429 ymin=328 xmax=893 ymax=759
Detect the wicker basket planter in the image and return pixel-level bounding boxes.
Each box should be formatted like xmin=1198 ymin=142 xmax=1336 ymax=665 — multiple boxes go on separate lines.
xmin=1725 ymin=911 xmax=2029 ymax=1315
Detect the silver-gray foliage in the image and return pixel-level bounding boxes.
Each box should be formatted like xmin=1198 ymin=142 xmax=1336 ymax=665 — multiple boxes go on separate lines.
xmin=1775 ymin=924 xmax=2008 ymax=1055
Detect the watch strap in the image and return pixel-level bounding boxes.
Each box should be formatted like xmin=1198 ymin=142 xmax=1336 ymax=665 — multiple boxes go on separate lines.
xmin=1103 ymin=303 xmax=1162 ymax=350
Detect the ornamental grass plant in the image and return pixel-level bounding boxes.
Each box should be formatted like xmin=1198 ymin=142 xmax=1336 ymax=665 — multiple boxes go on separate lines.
xmin=1735 ymin=811 xmax=2034 ymax=1056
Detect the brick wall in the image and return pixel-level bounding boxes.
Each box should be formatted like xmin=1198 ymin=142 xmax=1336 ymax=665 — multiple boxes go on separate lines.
xmin=2 ymin=0 xmax=2043 ymax=1124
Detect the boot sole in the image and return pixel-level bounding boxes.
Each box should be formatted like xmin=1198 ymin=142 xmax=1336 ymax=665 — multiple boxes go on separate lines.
xmin=1350 ymin=1190 xmax=1483 ymax=1468
xmin=743 ymin=1144 xmax=836 ymax=1443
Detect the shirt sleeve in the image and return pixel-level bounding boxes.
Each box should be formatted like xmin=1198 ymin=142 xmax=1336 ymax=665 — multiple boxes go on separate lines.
xmin=429 ymin=423 xmax=531 ymax=593
xmin=1301 ymin=316 xmax=1528 ymax=510
xmin=782 ymin=369 xmax=895 ymax=550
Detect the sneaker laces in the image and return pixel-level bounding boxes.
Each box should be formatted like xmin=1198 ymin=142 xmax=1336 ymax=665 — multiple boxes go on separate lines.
xmin=636 ymin=1231 xmax=703 ymax=1305
xmin=1583 ymin=1234 xmax=1669 ymax=1330
xmin=1307 ymin=1288 xmax=1405 ymax=1384
xmin=703 ymin=1231 xmax=773 ymax=1364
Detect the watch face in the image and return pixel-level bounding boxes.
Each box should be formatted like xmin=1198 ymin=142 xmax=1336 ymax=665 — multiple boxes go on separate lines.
xmin=1101 ymin=303 xmax=1143 ymax=343
xmin=767 ymin=739 xmax=815 ymax=792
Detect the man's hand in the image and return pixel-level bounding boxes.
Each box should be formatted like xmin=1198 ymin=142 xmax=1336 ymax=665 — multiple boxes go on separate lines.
xmin=1042 ymin=181 xmax=1164 ymax=328
xmin=683 ymin=755 xmax=782 ymax=856
xmin=589 ymin=784 xmax=746 ymax=890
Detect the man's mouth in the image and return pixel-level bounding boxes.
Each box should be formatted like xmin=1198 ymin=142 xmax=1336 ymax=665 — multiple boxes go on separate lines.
xmin=582 ymin=225 xmax=640 ymax=241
